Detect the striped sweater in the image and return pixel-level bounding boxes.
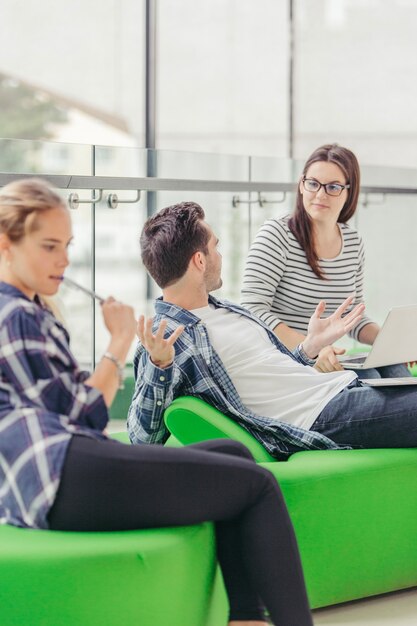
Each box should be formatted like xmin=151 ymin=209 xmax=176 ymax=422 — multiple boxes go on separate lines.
xmin=241 ymin=216 xmax=373 ymax=341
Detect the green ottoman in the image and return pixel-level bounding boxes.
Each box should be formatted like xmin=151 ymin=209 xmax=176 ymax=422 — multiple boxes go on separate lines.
xmin=0 ymin=522 xmax=228 ymax=626
xmin=264 ymin=448 xmax=417 ymax=608
xmin=164 ymin=396 xmax=417 ymax=608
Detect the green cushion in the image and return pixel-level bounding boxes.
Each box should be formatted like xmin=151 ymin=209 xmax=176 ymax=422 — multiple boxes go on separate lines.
xmin=163 ymin=396 xmax=417 ymax=608
xmin=0 ymin=523 xmax=228 ymax=626
xmin=164 ymin=396 xmax=275 ymax=462
xmin=110 ymin=430 xmax=130 ymax=443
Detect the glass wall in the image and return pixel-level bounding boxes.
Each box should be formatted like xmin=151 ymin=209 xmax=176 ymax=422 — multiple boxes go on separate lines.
xmin=2 ymin=139 xmax=416 ymax=365
xmin=1 ymin=1 xmax=417 ymax=168
xmin=293 ymin=0 xmax=417 ymax=167
xmin=1 ymin=1 xmax=417 ymax=416
xmin=0 ymin=1 xmax=145 ymax=146
xmin=157 ymin=0 xmax=289 ymax=157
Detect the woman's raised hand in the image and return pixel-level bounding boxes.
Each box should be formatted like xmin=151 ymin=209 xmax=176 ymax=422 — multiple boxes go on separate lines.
xmin=137 ymin=316 xmax=184 ymax=369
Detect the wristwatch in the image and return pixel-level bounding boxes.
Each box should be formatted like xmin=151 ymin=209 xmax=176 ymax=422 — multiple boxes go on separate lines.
xmin=296 ymin=343 xmax=317 ymax=366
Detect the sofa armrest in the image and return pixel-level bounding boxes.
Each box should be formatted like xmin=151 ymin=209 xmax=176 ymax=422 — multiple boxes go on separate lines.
xmin=164 ymin=396 xmax=275 ymax=462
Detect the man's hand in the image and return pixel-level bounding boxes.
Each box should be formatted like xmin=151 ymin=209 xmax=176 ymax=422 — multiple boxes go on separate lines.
xmin=302 ymin=295 xmax=365 ymax=359
xmin=314 ymin=345 xmax=346 ymax=373
xmin=137 ymin=316 xmax=184 ymax=369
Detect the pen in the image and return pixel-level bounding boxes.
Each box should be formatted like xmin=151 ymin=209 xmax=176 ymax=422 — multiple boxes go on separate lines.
xmin=61 ymin=276 xmax=105 ymax=304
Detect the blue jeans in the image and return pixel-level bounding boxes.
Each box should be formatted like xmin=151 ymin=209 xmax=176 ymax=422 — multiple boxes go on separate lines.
xmin=311 ymin=379 xmax=417 ymax=448
xmin=354 ymin=362 xmax=411 ymax=379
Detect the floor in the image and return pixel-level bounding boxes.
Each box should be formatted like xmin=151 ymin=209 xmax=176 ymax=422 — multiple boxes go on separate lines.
xmin=313 ymin=588 xmax=417 ymax=625
xmin=107 ymin=419 xmax=126 ymax=434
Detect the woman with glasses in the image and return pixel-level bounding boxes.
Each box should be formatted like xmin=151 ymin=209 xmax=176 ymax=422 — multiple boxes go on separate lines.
xmin=241 ymin=143 xmax=409 ymax=377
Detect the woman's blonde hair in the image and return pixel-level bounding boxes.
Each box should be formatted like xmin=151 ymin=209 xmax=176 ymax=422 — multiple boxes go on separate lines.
xmin=0 ymin=177 xmax=67 ymax=243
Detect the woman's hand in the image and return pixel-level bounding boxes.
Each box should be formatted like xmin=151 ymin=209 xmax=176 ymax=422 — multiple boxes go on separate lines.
xmin=314 ymin=345 xmax=346 ymax=373
xmin=101 ymin=297 xmax=136 ymax=342
xmin=137 ymin=316 xmax=184 ymax=369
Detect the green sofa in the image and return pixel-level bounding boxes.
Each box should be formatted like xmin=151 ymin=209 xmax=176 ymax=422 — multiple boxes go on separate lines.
xmin=164 ymin=396 xmax=417 ymax=609
xmin=4 ymin=393 xmax=416 ymax=625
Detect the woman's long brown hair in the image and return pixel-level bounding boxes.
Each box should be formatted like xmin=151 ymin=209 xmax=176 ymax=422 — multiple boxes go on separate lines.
xmin=288 ymin=144 xmax=360 ymax=279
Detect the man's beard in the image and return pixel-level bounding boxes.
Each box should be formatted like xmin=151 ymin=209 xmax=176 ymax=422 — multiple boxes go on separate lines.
xmin=205 ymin=272 xmax=222 ymax=293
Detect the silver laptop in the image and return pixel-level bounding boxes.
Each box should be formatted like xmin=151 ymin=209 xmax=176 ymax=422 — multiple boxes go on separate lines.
xmin=339 ymin=305 xmax=417 ymax=370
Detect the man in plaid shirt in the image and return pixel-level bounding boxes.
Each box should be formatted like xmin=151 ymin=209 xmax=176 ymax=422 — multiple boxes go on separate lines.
xmin=128 ymin=202 xmax=417 ymax=458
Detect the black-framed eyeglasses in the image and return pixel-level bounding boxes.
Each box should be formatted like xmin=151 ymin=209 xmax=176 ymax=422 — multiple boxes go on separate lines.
xmin=302 ymin=177 xmax=350 ymax=197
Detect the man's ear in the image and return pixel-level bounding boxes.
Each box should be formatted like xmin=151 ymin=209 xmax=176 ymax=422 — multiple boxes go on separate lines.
xmin=191 ymin=250 xmax=206 ymax=271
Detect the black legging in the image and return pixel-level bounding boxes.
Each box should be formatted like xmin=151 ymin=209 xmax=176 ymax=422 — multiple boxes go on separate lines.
xmin=48 ymin=436 xmax=313 ymax=625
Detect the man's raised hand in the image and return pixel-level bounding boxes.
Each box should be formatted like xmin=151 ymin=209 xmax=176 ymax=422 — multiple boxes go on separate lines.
xmin=137 ymin=316 xmax=184 ymax=369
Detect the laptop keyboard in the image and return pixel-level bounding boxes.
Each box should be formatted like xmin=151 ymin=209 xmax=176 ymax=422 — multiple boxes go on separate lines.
xmin=340 ymin=353 xmax=367 ymax=364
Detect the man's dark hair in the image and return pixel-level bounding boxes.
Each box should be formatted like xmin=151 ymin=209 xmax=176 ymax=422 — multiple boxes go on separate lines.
xmin=140 ymin=201 xmax=210 ymax=288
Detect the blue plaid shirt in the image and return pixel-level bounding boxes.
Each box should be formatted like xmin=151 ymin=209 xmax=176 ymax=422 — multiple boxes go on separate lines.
xmin=0 ymin=283 xmax=108 ymax=529
xmin=128 ymin=296 xmax=350 ymax=459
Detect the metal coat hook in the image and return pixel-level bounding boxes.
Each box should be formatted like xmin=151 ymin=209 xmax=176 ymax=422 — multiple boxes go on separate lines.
xmin=233 ymin=192 xmax=287 ymax=208
xmin=68 ymin=190 xmax=102 ymax=210
xmin=232 ymin=195 xmax=260 ymax=208
xmin=258 ymin=191 xmax=287 ymax=207
xmin=361 ymin=193 xmax=386 ymax=208
xmin=106 ymin=190 xmax=141 ymax=209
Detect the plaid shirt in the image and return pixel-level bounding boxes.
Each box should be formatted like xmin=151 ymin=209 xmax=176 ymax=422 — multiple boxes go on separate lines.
xmin=0 ymin=283 xmax=108 ymax=529
xmin=128 ymin=295 xmax=350 ymax=459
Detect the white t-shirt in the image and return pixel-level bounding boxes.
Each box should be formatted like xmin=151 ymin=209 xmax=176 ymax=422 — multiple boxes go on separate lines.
xmin=191 ymin=305 xmax=356 ymax=430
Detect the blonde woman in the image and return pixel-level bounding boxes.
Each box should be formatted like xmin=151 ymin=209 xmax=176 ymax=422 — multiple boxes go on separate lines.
xmin=0 ymin=178 xmax=313 ymax=626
